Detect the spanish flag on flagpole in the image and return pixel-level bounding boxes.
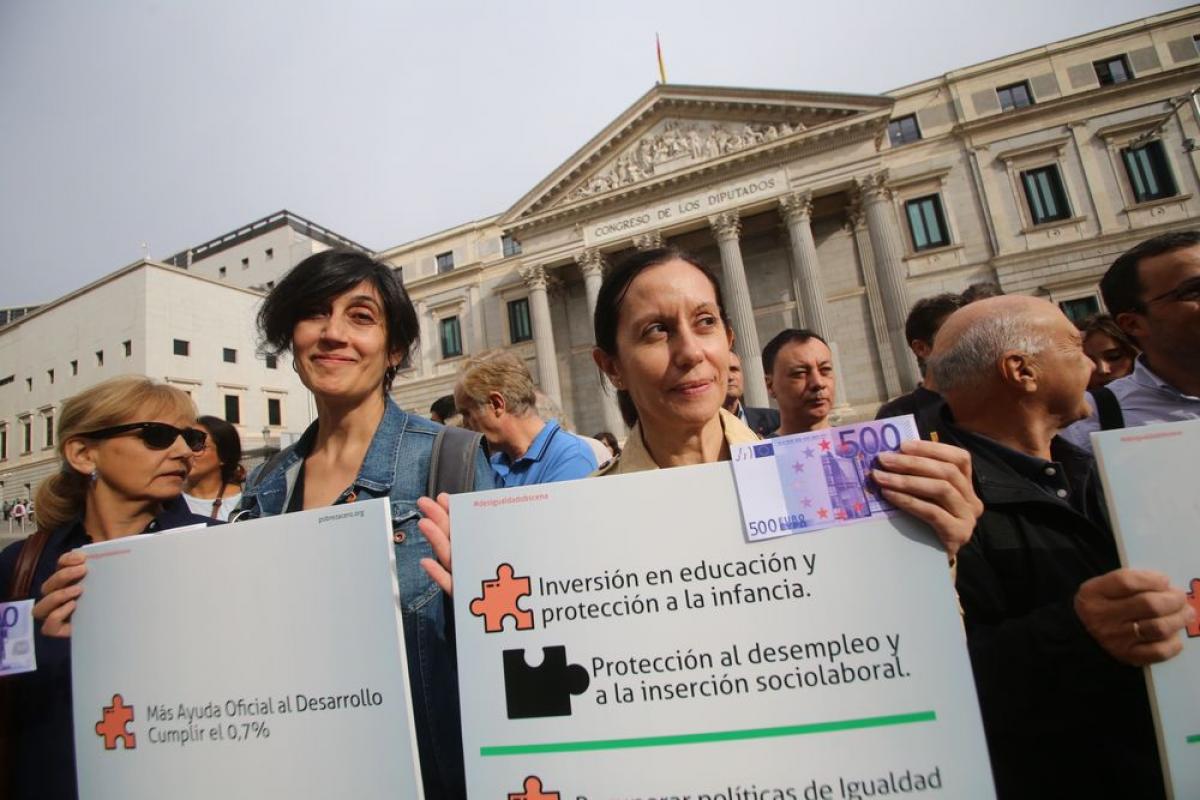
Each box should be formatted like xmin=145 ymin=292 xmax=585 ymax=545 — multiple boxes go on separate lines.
xmin=656 ymin=33 xmax=667 ymax=84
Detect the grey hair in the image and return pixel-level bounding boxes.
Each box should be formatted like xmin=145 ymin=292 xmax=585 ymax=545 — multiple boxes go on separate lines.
xmin=929 ymin=315 xmax=1051 ymax=393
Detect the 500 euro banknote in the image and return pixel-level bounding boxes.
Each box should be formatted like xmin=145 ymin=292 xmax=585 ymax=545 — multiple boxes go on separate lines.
xmin=730 ymin=415 xmax=919 ymax=542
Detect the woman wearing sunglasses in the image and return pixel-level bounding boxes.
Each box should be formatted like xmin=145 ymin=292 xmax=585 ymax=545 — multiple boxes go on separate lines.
xmin=182 ymin=415 xmax=244 ymax=521
xmin=233 ymin=249 xmax=493 ymax=800
xmin=0 ymin=376 xmax=215 ymax=800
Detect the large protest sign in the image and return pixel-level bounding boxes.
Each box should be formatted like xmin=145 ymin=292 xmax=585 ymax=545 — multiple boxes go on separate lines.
xmin=70 ymin=499 xmax=423 ymax=800
xmin=1094 ymin=419 xmax=1200 ymax=800
xmin=452 ymin=461 xmax=995 ymax=798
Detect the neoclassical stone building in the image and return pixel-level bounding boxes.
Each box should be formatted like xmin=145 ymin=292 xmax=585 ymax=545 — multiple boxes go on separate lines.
xmin=379 ymin=7 xmax=1200 ymax=435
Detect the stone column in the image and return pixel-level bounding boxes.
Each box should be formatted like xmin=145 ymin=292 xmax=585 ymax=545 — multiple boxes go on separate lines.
xmin=632 ymin=230 xmax=665 ymax=250
xmin=576 ymin=249 xmax=607 ymax=322
xmin=778 ymin=192 xmax=832 ymax=337
xmin=575 ymin=249 xmax=626 ymax=434
xmin=857 ymin=172 xmax=920 ymax=390
xmin=779 ymin=192 xmax=850 ymax=411
xmin=518 ymin=263 xmax=563 ymax=405
xmin=846 ymin=195 xmax=902 ymax=397
xmin=710 ymin=211 xmax=769 ymax=408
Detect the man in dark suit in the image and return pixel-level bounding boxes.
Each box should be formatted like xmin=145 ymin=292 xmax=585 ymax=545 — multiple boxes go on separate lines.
xmin=724 ymin=351 xmax=778 ymax=438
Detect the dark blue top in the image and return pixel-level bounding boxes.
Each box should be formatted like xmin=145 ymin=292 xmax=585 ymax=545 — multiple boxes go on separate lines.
xmin=0 ymin=497 xmax=216 ymax=800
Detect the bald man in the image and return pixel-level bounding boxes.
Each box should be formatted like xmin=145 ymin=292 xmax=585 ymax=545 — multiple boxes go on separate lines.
xmin=928 ymin=296 xmax=1191 ymax=800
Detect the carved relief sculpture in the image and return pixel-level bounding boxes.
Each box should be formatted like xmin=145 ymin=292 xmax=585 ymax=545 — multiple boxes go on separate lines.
xmin=566 ymin=119 xmax=806 ymax=203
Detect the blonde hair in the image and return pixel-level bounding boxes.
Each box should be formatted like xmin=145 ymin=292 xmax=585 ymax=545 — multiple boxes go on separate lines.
xmin=455 ymin=349 xmax=536 ymax=415
xmin=34 ymin=376 xmax=197 ymax=531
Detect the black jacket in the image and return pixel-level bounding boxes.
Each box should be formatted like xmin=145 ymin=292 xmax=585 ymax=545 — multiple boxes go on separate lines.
xmin=741 ymin=405 xmax=780 ymax=438
xmin=942 ymin=421 xmax=1164 ymax=800
xmin=875 ymin=384 xmax=945 ymax=439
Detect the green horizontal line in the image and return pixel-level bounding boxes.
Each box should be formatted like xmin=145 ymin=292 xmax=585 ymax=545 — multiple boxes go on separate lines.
xmin=481 ymin=710 xmax=936 ymax=757
xmin=1187 ymin=734 xmax=1200 ymax=744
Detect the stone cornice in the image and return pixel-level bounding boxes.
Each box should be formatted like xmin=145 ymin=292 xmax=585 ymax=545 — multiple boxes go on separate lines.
xmin=401 ymin=262 xmax=485 ymax=295
xmin=953 ymin=65 xmax=1200 ymax=139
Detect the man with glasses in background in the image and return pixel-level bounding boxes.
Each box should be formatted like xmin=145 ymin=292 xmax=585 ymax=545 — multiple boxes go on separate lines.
xmin=1063 ymin=231 xmax=1200 ymax=451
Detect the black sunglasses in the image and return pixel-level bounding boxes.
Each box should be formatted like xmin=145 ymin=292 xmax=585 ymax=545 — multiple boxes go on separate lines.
xmin=79 ymin=422 xmax=207 ymax=452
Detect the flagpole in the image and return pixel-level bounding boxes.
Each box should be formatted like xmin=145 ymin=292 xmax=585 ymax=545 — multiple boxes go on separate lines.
xmin=656 ymin=33 xmax=667 ymax=85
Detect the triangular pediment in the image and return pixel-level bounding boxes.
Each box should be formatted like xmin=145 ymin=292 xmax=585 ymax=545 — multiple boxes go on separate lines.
xmin=500 ymin=84 xmax=893 ymax=229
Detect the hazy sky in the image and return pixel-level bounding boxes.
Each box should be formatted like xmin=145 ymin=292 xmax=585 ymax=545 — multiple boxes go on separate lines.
xmin=0 ymin=0 xmax=1188 ymax=306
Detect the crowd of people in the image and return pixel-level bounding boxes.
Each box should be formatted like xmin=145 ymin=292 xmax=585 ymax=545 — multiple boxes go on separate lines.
xmin=1 ymin=230 xmax=1196 ymax=799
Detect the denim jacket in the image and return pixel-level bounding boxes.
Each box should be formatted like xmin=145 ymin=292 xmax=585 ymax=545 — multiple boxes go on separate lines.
xmin=235 ymin=398 xmax=494 ymax=800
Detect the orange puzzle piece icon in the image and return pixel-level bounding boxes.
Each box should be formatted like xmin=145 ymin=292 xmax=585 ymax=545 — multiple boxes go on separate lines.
xmin=1186 ymin=578 xmax=1200 ymax=639
xmin=508 ymin=775 xmax=559 ymax=800
xmin=95 ymin=693 xmax=137 ymax=750
xmin=470 ymin=563 xmax=533 ymax=633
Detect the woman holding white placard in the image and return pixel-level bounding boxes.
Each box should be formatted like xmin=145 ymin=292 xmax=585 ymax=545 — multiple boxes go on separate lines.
xmin=0 ymin=377 xmax=214 ymax=800
xmin=419 ymin=248 xmax=983 ymax=592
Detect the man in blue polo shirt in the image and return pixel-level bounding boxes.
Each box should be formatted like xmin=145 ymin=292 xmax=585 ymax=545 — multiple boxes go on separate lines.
xmin=454 ymin=350 xmax=597 ymax=487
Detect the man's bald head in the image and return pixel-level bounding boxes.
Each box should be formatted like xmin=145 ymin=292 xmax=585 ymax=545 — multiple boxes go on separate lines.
xmin=929 ymin=296 xmax=1064 ymax=395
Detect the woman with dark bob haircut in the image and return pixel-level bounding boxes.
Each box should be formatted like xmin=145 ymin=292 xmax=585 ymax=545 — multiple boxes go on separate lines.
xmin=235 ymin=248 xmax=493 ymax=798
xmin=421 ymin=248 xmax=983 ymax=595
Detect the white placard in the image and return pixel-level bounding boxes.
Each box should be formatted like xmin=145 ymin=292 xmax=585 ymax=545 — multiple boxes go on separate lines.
xmin=71 ymin=498 xmax=423 ymax=800
xmin=451 ymin=462 xmax=995 ymax=798
xmin=1093 ymin=420 xmax=1200 ymax=800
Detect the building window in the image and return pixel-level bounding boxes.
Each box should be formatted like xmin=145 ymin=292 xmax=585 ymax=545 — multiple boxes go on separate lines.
xmin=223 ymin=347 xmax=237 ymax=364
xmin=435 ymin=252 xmax=455 ymax=273
xmin=1021 ymin=165 xmax=1072 ymax=225
xmin=1094 ymin=55 xmax=1132 ymax=86
xmin=439 ymin=316 xmax=463 ymax=359
xmin=0 ymin=375 xmax=11 ymax=387
xmin=1122 ymin=140 xmax=1178 ymax=203
xmin=1059 ymin=296 xmax=1100 ymax=322
xmin=47 ymin=369 xmax=54 ymax=385
xmin=904 ymin=195 xmax=951 ymax=251
xmin=888 ymin=115 xmax=922 ymax=146
xmin=25 ymin=377 xmax=32 ymax=391
xmin=44 ymin=414 xmax=53 ymax=448
xmin=266 ymin=280 xmax=275 ymax=289
xmin=95 ymin=350 xmax=104 ymax=366
xmin=996 ymin=81 xmax=1034 ymax=112
xmin=241 ymin=257 xmax=250 ymax=268
xmin=267 ymin=397 xmax=282 ymax=427
xmin=502 ymin=235 xmax=522 ymax=257
xmin=265 ymin=247 xmax=274 ymax=259
xmin=123 ymin=340 xmax=132 ymax=357
xmin=224 ymin=394 xmax=241 ymax=424
xmin=174 ymin=339 xmax=190 ymax=356
xmin=70 ymin=360 xmax=78 ymax=375
xmin=218 ymin=267 xmax=227 ymax=278
xmin=265 ymin=353 xmax=278 ymax=369
xmin=0 ymin=426 xmax=7 ymax=460
xmin=21 ymin=418 xmax=31 ymax=454
xmin=508 ymin=298 xmax=533 ymax=343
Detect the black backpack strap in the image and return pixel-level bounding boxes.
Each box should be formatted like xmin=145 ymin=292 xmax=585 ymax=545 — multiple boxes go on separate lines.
xmin=1089 ymin=386 xmax=1125 ymax=431
xmin=427 ymin=426 xmax=485 ymax=497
